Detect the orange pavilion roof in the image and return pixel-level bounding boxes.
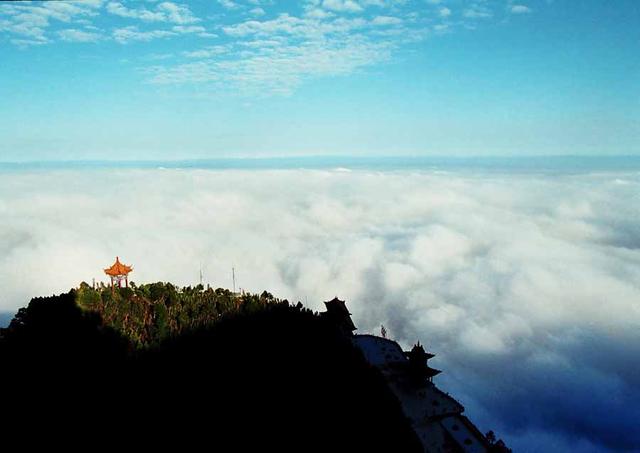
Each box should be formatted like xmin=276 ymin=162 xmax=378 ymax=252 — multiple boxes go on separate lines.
xmin=104 ymin=257 xmax=133 ymax=276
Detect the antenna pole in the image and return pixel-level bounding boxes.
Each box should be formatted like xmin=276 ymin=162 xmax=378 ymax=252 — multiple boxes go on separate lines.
xmin=199 ymin=262 xmax=203 ymax=286
xmin=232 ymin=266 xmax=236 ymax=293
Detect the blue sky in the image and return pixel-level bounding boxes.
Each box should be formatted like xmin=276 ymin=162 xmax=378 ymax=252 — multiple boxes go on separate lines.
xmin=0 ymin=0 xmax=638 ymax=161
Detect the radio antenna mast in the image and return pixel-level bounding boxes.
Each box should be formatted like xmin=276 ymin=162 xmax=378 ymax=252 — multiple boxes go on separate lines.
xmin=232 ymin=266 xmax=236 ymax=293
xmin=199 ymin=262 xmax=203 ymax=286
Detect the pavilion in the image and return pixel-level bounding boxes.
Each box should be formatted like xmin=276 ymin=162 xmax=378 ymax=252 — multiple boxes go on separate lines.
xmin=104 ymin=257 xmax=133 ymax=288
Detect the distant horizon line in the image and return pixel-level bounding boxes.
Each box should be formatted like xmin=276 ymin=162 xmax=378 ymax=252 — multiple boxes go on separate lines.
xmin=2 ymin=154 xmax=640 ymax=163
xmin=2 ymin=155 xmax=640 ymax=172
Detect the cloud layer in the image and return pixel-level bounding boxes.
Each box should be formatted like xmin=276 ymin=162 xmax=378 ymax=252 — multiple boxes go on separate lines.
xmin=1 ymin=167 xmax=639 ymax=451
xmin=0 ymin=0 xmax=539 ymax=94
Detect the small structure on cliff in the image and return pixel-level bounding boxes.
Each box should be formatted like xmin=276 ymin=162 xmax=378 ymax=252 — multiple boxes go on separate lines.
xmin=320 ymin=297 xmax=357 ymax=336
xmin=104 ymin=257 xmax=133 ymax=289
xmin=406 ymin=343 xmax=441 ymax=384
xmin=322 ymin=298 xmax=504 ymax=453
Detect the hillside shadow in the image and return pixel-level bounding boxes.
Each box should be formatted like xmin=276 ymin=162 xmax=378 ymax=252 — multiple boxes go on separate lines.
xmin=1 ymin=292 xmax=422 ymax=451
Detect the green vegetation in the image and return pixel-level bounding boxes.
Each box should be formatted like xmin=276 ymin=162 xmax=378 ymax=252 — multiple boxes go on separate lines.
xmin=1 ymin=285 xmax=424 ymax=451
xmin=76 ymin=282 xmax=283 ymax=347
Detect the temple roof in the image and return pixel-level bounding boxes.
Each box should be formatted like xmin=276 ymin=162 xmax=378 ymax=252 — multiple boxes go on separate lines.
xmin=322 ymin=297 xmax=357 ymax=333
xmin=424 ymin=366 xmax=442 ymax=378
xmin=324 ymin=297 xmax=350 ymax=314
xmin=406 ymin=343 xmax=436 ymax=361
xmin=104 ymin=257 xmax=133 ymax=276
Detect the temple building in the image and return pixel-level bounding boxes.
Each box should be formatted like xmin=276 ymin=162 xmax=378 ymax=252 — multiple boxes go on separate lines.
xmin=406 ymin=343 xmax=441 ymax=384
xmin=322 ymin=298 xmax=503 ymax=453
xmin=320 ymin=297 xmax=357 ymax=336
xmin=104 ymin=257 xmax=133 ymax=288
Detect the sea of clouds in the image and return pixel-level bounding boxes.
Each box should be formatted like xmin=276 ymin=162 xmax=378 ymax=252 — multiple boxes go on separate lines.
xmin=1 ymin=167 xmax=639 ymax=452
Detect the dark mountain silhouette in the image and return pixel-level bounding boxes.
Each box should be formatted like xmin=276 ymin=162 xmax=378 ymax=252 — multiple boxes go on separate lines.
xmin=1 ymin=283 xmax=510 ymax=452
xmin=1 ymin=285 xmax=421 ymax=450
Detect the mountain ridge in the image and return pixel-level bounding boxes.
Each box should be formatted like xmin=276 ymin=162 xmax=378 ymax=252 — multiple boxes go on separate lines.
xmin=1 ymin=282 xmax=510 ymax=452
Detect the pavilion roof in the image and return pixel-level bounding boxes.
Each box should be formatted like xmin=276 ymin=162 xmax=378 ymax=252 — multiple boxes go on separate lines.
xmin=104 ymin=257 xmax=133 ymax=276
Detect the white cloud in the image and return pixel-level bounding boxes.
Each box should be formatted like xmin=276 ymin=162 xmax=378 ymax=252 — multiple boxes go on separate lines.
xmin=0 ymin=0 xmax=543 ymax=88
xmin=221 ymin=14 xmax=371 ymax=38
xmin=149 ymin=36 xmax=392 ymax=95
xmin=218 ymin=0 xmax=241 ymax=10
xmin=361 ymin=0 xmax=387 ymax=6
xmin=1 ymin=168 xmax=639 ymax=341
xmin=106 ymin=2 xmax=165 ymax=22
xmin=1 ymin=167 xmax=639 ymax=451
xmin=463 ymin=4 xmax=493 ymax=19
xmin=250 ymin=7 xmax=266 ymax=17
xmin=371 ymin=15 xmax=403 ymax=26
xmin=150 ymin=10 xmax=401 ymax=94
xmin=9 ymin=37 xmax=48 ymax=47
xmin=182 ymin=45 xmax=229 ymax=58
xmin=172 ymin=25 xmax=206 ymax=34
xmin=322 ymin=0 xmax=363 ymax=13
xmin=304 ymin=8 xmax=334 ymax=19
xmin=106 ymin=1 xmax=199 ymax=24
xmin=113 ymin=26 xmax=176 ymax=44
xmin=0 ymin=0 xmax=103 ymax=44
xmin=157 ymin=2 xmax=200 ymax=24
xmin=510 ymin=4 xmax=532 ymax=14
xmin=58 ymin=28 xmax=101 ymax=42
xmin=438 ymin=7 xmax=451 ymax=18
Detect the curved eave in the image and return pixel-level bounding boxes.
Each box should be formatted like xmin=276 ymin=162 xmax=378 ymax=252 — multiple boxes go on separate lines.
xmin=104 ymin=266 xmax=133 ymax=276
xmin=425 ymin=367 xmax=442 ymax=378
